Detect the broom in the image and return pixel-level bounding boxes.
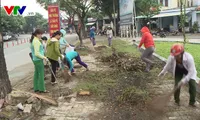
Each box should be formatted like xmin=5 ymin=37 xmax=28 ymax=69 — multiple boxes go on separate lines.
xmin=60 ymin=61 xmax=71 ymax=83
xmin=147 ymin=81 xmax=182 ymax=113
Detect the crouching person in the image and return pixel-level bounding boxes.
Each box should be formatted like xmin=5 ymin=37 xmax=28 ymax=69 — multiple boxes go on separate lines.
xmin=63 ymin=50 xmax=89 ymax=76
xmin=158 ymin=43 xmax=197 ymax=107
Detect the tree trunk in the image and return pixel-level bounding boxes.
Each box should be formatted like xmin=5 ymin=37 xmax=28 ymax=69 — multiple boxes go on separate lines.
xmin=180 ymin=0 xmax=187 ymax=45
xmin=74 ymin=25 xmax=83 ymax=46
xmin=0 ymin=33 xmax=12 ymax=99
xmin=116 ymin=0 xmax=120 ymax=36
xmin=81 ymin=20 xmax=87 ymax=39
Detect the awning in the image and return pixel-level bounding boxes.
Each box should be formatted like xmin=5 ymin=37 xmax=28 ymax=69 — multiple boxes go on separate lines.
xmin=152 ymin=11 xmax=189 ymax=18
xmin=135 ymin=16 xmax=147 ymax=19
xmin=86 ymin=22 xmax=95 ymax=26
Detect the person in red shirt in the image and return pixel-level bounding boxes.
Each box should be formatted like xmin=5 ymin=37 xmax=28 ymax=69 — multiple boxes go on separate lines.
xmin=138 ymin=26 xmax=155 ymax=72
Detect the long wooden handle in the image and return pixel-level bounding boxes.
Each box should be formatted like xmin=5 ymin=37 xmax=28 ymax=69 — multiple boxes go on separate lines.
xmin=169 ymin=82 xmax=182 ymax=96
xmin=47 ymin=62 xmax=58 ymax=81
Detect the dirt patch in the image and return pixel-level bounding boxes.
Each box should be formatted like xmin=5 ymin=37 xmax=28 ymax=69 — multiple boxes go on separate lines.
xmin=72 ymin=42 xmax=165 ymax=120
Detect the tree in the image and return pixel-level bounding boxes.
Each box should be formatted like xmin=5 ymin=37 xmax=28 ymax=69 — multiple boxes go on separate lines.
xmin=87 ymin=9 xmax=104 ymax=19
xmin=180 ymin=0 xmax=187 ymax=45
xmin=135 ymin=0 xmax=161 ymax=24
xmin=93 ymin=0 xmax=119 ymax=35
xmin=24 ymin=13 xmax=48 ymax=33
xmin=0 ymin=33 xmax=12 ymax=101
xmin=37 ymin=0 xmax=94 ymax=46
xmin=1 ymin=9 xmax=26 ymax=33
xmin=60 ymin=0 xmax=94 ymax=46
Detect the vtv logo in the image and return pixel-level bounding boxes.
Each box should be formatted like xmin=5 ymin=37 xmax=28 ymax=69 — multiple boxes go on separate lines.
xmin=3 ymin=6 xmax=26 ymax=16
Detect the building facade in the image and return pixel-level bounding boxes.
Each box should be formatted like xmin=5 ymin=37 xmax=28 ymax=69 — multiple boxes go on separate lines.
xmin=156 ymin=0 xmax=200 ymax=32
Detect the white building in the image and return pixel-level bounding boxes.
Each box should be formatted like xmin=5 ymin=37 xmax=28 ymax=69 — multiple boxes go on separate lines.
xmin=155 ymin=0 xmax=200 ymax=32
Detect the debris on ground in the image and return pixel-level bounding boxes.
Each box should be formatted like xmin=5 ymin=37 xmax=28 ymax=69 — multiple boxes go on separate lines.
xmin=79 ymin=90 xmax=91 ymax=96
xmin=23 ymin=104 xmax=32 ymax=113
xmin=0 ymin=90 xmax=58 ymax=119
xmin=100 ymin=51 xmax=145 ymax=72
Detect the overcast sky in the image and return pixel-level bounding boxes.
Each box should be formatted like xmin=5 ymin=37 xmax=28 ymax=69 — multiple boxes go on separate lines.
xmin=1 ymin=0 xmax=48 ymax=18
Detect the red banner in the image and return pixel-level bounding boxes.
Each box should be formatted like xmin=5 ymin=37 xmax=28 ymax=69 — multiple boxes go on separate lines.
xmin=48 ymin=6 xmax=60 ymax=37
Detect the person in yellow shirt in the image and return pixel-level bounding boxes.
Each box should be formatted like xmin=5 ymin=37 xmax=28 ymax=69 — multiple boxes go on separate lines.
xmin=30 ymin=29 xmax=49 ymax=93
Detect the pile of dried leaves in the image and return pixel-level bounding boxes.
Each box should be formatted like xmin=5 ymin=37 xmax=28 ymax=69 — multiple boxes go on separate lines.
xmin=100 ymin=51 xmax=145 ymax=72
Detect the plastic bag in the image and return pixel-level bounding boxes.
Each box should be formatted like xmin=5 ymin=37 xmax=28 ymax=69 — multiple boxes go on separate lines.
xmin=65 ymin=46 xmax=75 ymax=54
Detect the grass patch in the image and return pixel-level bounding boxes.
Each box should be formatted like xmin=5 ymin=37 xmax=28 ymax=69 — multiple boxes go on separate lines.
xmin=74 ymin=39 xmax=161 ymax=106
xmin=74 ymin=71 xmax=118 ymax=98
xmin=96 ymin=39 xmax=141 ymax=61
xmin=76 ymin=47 xmax=90 ymax=56
xmin=155 ymin=42 xmax=200 ymax=76
xmin=112 ymin=40 xmax=140 ymax=57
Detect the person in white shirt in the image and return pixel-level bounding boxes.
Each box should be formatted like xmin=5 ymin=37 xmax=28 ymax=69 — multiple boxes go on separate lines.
xmin=158 ymin=43 xmax=197 ymax=107
xmin=106 ymin=27 xmax=113 ymax=46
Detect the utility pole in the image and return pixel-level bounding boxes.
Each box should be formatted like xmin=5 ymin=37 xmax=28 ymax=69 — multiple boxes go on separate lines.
xmin=113 ymin=0 xmax=116 ymax=37
xmin=133 ymin=0 xmax=137 ymax=37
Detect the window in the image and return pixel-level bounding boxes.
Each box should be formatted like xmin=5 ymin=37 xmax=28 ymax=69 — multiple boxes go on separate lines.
xmin=165 ymin=0 xmax=168 ymax=7
xmin=188 ymin=1 xmax=190 ymax=7
xmin=191 ymin=1 xmax=193 ymax=6
xmin=160 ymin=0 xmax=163 ymax=5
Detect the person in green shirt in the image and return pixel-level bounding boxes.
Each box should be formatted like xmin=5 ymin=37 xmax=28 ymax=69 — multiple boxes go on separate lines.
xmin=46 ymin=31 xmax=64 ymax=85
xmin=30 ymin=29 xmax=49 ymax=93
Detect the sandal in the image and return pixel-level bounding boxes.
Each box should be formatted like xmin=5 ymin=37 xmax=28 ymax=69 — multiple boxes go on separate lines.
xmin=51 ymin=81 xmax=58 ymax=85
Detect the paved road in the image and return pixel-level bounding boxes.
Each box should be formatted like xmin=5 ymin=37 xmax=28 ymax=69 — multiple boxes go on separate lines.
xmin=5 ymin=33 xmax=78 ymax=85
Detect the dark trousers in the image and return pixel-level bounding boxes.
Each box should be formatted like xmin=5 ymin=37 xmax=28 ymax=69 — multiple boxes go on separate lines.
xmin=48 ymin=58 xmax=58 ymax=82
xmin=174 ymin=65 xmax=196 ymax=105
xmin=66 ymin=54 xmax=87 ymax=72
xmin=90 ymin=37 xmax=96 ymax=46
xmin=57 ymin=49 xmax=62 ymax=68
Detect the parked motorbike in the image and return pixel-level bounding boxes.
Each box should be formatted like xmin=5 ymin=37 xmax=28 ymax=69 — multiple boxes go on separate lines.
xmin=159 ymin=32 xmax=166 ymax=38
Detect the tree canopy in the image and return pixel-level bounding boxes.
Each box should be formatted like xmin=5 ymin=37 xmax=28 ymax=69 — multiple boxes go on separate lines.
xmin=24 ymin=13 xmax=48 ymax=33
xmin=135 ymin=0 xmax=161 ymax=19
xmin=37 ymin=0 xmax=95 ymax=45
xmin=1 ymin=9 xmax=48 ymax=33
xmin=1 ymin=9 xmax=26 ymax=33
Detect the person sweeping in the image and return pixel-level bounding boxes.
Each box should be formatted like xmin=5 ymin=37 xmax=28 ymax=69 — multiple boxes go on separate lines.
xmin=158 ymin=43 xmax=197 ymax=107
xmin=138 ymin=26 xmax=155 ymax=72
xmin=63 ymin=50 xmax=89 ymax=76
xmin=46 ymin=31 xmax=64 ymax=85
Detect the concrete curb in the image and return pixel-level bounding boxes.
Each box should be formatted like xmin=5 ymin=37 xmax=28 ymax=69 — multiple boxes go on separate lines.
xmin=133 ymin=37 xmax=200 ymax=44
xmin=132 ymin=42 xmax=200 ymax=93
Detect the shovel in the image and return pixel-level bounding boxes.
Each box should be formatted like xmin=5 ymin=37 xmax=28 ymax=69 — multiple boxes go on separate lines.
xmin=147 ymin=81 xmax=182 ymax=113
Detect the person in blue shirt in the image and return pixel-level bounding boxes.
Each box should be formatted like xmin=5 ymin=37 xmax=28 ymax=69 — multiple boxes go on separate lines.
xmin=63 ymin=50 xmax=89 ymax=76
xmin=89 ymin=26 xmax=96 ymax=46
